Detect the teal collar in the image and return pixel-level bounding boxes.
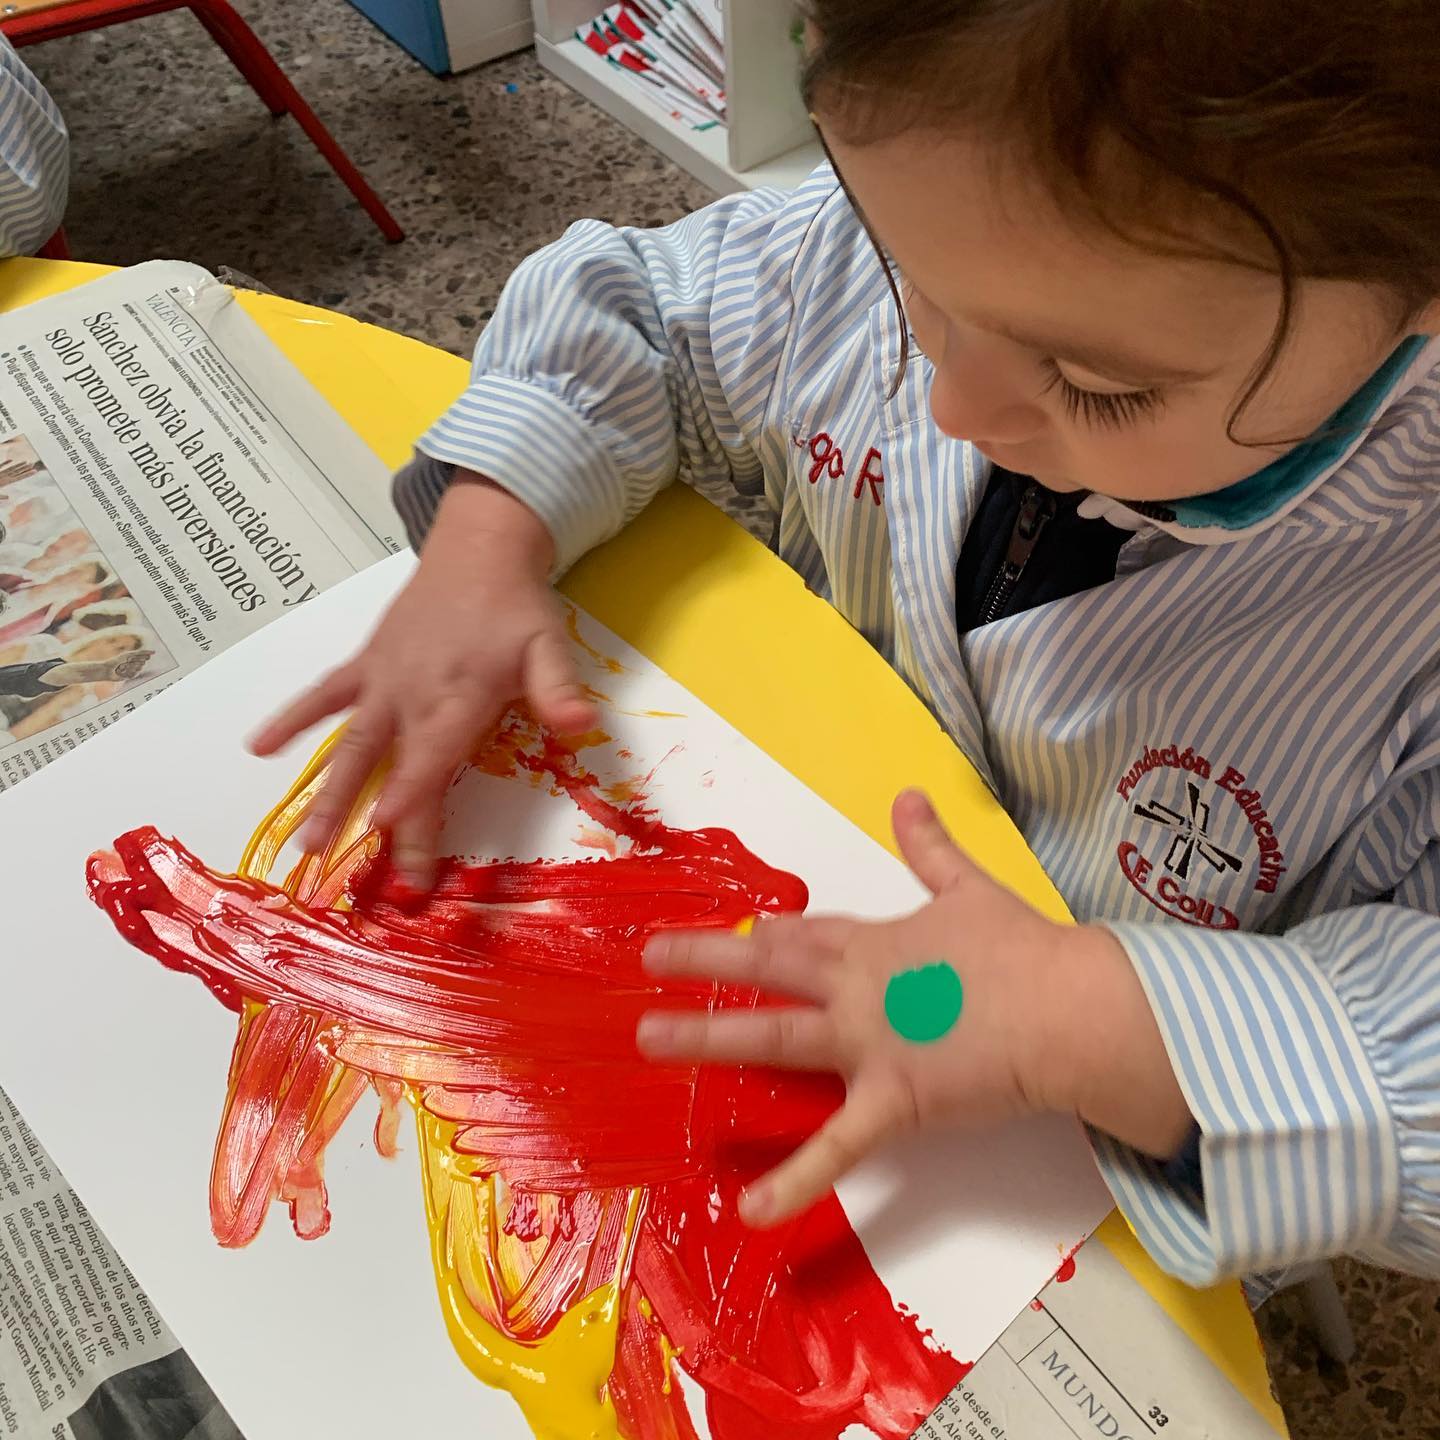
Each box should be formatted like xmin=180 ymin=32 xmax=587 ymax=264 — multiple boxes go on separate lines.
xmin=1168 ymin=335 xmax=1429 ymax=531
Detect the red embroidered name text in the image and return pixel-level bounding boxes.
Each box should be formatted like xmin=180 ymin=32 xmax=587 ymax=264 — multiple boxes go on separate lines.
xmin=795 ymin=432 xmax=884 ymax=506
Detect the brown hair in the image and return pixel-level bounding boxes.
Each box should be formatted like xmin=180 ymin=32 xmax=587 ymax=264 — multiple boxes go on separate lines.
xmin=800 ymin=0 xmax=1440 ymax=434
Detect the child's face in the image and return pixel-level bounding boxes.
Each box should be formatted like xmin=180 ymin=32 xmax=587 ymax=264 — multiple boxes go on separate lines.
xmin=827 ymin=126 xmax=1440 ymax=501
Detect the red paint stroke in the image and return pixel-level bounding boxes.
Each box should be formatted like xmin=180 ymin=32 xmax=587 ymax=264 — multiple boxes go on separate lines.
xmin=86 ymin=731 xmax=963 ymax=1440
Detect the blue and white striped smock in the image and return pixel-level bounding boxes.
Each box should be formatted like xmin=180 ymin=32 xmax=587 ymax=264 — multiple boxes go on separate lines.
xmin=0 ymin=36 xmax=66 ymax=259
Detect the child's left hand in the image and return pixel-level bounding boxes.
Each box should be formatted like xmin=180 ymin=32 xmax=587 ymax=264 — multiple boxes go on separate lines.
xmin=639 ymin=789 xmax=1192 ymax=1227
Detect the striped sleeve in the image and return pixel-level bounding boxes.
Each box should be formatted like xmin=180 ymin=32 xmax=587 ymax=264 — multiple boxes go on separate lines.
xmin=1090 ymin=897 xmax=1440 ymax=1284
xmin=0 ymin=37 xmax=67 ymax=258
xmin=393 ymin=171 xmax=834 ymax=570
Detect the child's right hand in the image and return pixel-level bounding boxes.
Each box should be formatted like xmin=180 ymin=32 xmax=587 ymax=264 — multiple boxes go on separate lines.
xmin=248 ymin=475 xmax=597 ymax=887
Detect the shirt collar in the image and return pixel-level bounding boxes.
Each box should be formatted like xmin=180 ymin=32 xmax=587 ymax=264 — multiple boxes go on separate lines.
xmin=1077 ymin=333 xmax=1440 ymax=542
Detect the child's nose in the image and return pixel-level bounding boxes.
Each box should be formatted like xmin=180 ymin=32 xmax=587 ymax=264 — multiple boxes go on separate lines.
xmin=922 ymin=319 xmax=1048 ymax=445
xmin=926 ymin=355 xmax=1045 ymax=447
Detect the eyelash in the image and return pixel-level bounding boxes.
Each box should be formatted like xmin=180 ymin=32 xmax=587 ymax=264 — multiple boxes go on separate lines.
xmin=1039 ymin=360 xmax=1165 ymax=430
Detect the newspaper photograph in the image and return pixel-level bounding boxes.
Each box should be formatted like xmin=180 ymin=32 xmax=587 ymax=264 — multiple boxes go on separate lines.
xmin=0 ymin=434 xmax=179 ymax=759
xmin=0 ymin=1085 xmax=239 ymax=1440
xmin=0 ymin=261 xmax=401 ymax=789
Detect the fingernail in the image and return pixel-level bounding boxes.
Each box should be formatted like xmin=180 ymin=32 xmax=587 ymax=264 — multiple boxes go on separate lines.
xmin=899 ymin=790 xmax=938 ymax=828
xmin=739 ymin=1184 xmax=773 ymax=1226
xmin=635 ymin=1014 xmax=672 ymax=1051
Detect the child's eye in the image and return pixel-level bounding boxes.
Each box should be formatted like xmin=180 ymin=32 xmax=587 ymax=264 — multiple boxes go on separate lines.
xmin=1040 ymin=360 xmax=1165 ymax=430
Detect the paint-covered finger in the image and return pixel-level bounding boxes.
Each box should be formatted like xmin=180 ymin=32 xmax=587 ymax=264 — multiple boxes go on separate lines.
xmin=644 ymin=926 xmax=837 ymax=1001
xmin=892 ymin=789 xmax=977 ymax=895
xmin=739 ymin=1089 xmax=894 ymax=1226
xmin=523 ymin=626 xmax=597 ymax=734
xmin=636 ymin=1005 xmax=837 ymax=1068
xmin=298 ymin=708 xmax=392 ymax=851
xmin=248 ymin=665 xmax=359 ymax=756
xmin=387 ymin=785 xmax=447 ymax=892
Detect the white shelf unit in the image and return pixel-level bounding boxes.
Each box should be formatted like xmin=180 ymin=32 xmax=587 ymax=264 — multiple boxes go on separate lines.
xmin=531 ymin=0 xmax=822 ymax=193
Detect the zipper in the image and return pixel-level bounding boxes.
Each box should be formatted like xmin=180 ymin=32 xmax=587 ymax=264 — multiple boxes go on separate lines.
xmin=976 ymin=482 xmax=1056 ymax=626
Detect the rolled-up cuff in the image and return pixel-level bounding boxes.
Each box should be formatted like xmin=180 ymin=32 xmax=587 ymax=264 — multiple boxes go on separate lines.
xmin=396 ymin=375 xmax=629 ymax=574
xmin=1089 ymin=920 xmax=1400 ymax=1285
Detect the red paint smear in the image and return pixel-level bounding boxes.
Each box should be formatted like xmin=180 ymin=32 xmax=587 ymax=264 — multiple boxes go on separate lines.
xmin=1053 ymin=1240 xmax=1083 ymax=1285
xmin=86 ymin=737 xmax=963 ymax=1440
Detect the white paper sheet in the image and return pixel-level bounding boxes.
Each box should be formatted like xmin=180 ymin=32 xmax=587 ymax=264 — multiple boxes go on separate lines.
xmin=0 ymin=553 xmax=1111 ymax=1440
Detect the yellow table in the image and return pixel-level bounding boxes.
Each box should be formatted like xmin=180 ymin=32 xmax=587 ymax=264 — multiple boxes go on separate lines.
xmin=0 ymin=256 xmax=1288 ymax=1435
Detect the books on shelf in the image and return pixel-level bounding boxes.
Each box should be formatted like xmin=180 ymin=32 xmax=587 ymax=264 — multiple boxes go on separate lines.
xmin=579 ymin=0 xmax=726 ymax=132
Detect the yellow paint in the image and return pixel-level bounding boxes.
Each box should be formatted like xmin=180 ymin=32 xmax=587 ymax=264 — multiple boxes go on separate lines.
xmin=658 ymin=1333 xmax=684 ymax=1396
xmin=234 ymin=730 xmax=644 ymax=1440
xmin=418 ymin=1110 xmax=638 ymax=1440
xmin=4 ymin=261 xmax=1282 ymax=1433
xmin=633 ymin=1296 xmax=683 ymax=1396
xmin=574 ymin=824 xmax=619 ymax=856
xmin=602 ymin=776 xmax=648 ymax=805
xmin=566 ymin=607 xmax=626 ymax=675
xmin=237 ymin=725 xmax=390 ymax=901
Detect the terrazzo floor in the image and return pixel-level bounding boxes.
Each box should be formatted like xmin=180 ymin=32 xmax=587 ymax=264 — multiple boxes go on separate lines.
xmin=16 ymin=0 xmax=1440 ymax=1435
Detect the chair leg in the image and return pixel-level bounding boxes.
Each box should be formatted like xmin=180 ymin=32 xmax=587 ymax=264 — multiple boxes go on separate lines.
xmin=1297 ymin=1265 xmax=1357 ymax=1365
xmin=190 ymin=1 xmax=289 ymax=116
xmin=37 ymin=226 xmax=71 ymax=261
xmin=185 ymin=0 xmax=405 ymax=243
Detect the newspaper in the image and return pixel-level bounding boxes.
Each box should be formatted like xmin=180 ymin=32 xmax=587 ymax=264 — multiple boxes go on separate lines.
xmin=0 ymin=260 xmax=401 ymax=789
xmin=0 ymin=1085 xmax=238 ymax=1440
xmin=0 ymin=263 xmax=1283 ymax=1439
xmin=917 ymin=1239 xmax=1281 ymax=1440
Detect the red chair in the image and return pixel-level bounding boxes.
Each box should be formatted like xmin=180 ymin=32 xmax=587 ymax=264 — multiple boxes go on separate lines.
xmin=4 ymin=0 xmax=403 ymax=244
xmin=37 ymin=225 xmax=71 ymax=259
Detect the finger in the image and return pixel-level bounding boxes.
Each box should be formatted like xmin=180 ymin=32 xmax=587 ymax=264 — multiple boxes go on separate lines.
xmin=636 ymin=1005 xmax=837 ymax=1068
xmin=892 ymin=788 xmax=978 ymax=895
xmin=248 ymin=666 xmax=359 ymax=756
xmin=754 ymin=911 xmax=860 ymax=954
xmin=297 ymin=709 xmax=393 ymax=852
xmin=740 ymin=1086 xmax=894 ymax=1226
xmin=643 ymin=923 xmax=843 ymax=1002
xmin=373 ymin=698 xmax=479 ymax=828
xmin=387 ymin=784 xmax=447 ymax=892
xmin=523 ymin=627 xmax=597 ymax=734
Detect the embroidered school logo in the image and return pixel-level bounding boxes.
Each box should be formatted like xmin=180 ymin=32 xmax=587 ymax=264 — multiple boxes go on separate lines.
xmin=1133 ymin=783 xmax=1243 ymax=880
xmin=1114 ymin=746 xmax=1287 ymax=930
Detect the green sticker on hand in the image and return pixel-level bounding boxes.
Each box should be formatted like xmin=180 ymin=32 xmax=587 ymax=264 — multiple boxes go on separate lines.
xmin=884 ymin=960 xmax=964 ymax=1044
